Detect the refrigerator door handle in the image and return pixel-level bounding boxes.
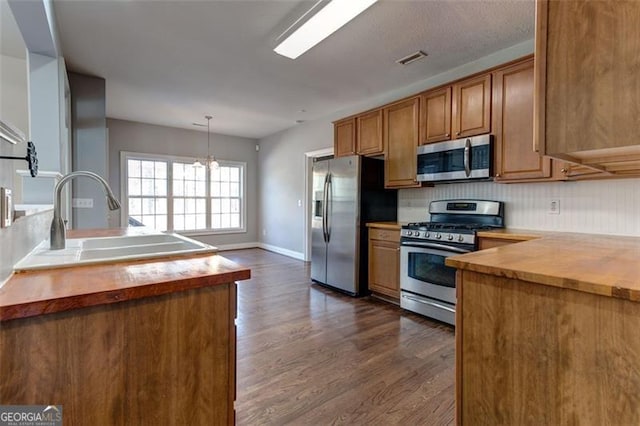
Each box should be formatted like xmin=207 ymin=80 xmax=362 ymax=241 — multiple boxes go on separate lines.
xmin=325 ymin=173 xmax=332 ymax=243
xmin=322 ymin=174 xmax=329 ymax=243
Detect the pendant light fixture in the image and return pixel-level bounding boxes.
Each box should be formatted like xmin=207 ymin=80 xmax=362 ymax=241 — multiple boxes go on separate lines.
xmin=193 ymin=115 xmax=219 ymax=170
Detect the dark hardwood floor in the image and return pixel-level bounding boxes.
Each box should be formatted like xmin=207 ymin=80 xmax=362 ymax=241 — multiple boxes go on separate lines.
xmin=223 ymin=249 xmax=455 ymax=426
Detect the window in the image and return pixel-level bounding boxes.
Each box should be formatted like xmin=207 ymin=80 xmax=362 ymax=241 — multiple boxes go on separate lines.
xmin=121 ymin=152 xmax=245 ymax=234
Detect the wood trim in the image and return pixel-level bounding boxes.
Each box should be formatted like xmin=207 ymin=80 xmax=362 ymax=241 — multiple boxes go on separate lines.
xmin=228 ymin=282 xmax=237 ymax=425
xmin=455 ymin=269 xmax=464 ymax=426
xmin=533 ymin=0 xmax=548 ymax=155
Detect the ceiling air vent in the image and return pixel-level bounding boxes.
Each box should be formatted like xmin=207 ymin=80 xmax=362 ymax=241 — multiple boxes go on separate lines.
xmin=396 ymin=50 xmax=428 ymax=66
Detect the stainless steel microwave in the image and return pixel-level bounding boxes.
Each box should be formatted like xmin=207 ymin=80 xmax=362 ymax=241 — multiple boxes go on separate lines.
xmin=416 ymin=134 xmax=493 ymax=183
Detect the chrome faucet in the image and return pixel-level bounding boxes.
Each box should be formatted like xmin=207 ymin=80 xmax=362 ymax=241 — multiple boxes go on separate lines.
xmin=50 ymin=171 xmax=121 ymax=250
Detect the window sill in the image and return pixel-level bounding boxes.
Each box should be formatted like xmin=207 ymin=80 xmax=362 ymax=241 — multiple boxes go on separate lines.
xmin=179 ymin=228 xmax=247 ymax=237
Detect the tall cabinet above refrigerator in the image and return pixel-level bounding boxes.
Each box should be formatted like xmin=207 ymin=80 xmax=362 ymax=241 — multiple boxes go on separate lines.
xmin=311 ymin=155 xmax=397 ymax=296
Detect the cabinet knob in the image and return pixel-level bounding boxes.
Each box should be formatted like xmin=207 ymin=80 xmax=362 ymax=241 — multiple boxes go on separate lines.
xmin=495 ymin=173 xmax=501 ymax=177
xmin=456 ymin=132 xmax=461 ymax=136
xmin=445 ymin=133 xmax=450 ymax=137
xmin=561 ymin=168 xmax=568 ymax=174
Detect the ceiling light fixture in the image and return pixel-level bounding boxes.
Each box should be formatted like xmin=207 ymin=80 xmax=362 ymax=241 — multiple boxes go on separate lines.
xmin=274 ymin=0 xmax=379 ymax=60
xmin=193 ymin=115 xmax=219 ymax=170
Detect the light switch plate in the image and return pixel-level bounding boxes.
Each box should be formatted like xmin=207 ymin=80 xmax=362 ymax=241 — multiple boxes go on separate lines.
xmin=0 ymin=187 xmax=12 ymax=228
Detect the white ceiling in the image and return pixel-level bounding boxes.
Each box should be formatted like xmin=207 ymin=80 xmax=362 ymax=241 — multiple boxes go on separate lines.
xmin=53 ymin=0 xmax=534 ymax=139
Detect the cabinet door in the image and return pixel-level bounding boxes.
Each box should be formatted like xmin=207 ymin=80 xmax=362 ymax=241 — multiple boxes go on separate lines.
xmin=368 ymin=238 xmax=400 ymax=299
xmin=493 ymin=58 xmax=551 ymax=181
xmin=334 ymin=118 xmax=356 ymax=157
xmin=420 ymin=87 xmax=451 ymax=144
xmin=452 ymin=73 xmax=491 ymax=138
xmin=538 ymin=0 xmax=640 ymax=156
xmin=384 ymin=97 xmax=420 ymax=188
xmin=357 ymin=109 xmax=383 ymax=156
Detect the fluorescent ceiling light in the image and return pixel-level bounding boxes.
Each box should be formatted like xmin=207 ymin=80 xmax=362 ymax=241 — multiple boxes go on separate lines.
xmin=274 ymin=0 xmax=379 ymax=60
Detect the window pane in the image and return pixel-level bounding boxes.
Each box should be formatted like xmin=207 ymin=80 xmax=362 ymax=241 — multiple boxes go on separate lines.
xmin=195 ymin=181 xmax=206 ymax=196
xmin=128 ymin=178 xmax=141 ymax=196
xmin=211 ymin=199 xmax=221 ymax=213
xmin=220 ymin=167 xmax=229 ymax=182
xmin=185 ymin=180 xmax=195 ymax=196
xmin=142 ymin=178 xmax=154 ymax=195
xmin=174 ymin=198 xmax=184 ymax=214
xmin=142 ymin=198 xmax=154 ymax=215
xmin=128 ymin=160 xmax=141 ymax=178
xmin=155 ymin=216 xmax=167 ymax=231
xmin=195 ymin=166 xmax=206 ymax=181
xmin=221 ymin=198 xmax=230 ymax=213
xmin=185 ymin=214 xmax=196 ymax=230
xmin=129 ymin=198 xmax=141 ymax=215
xmin=221 ymin=182 xmax=230 ymax=197
xmin=185 ymin=198 xmax=195 ymax=214
xmin=230 ymin=198 xmax=239 ymax=213
xmin=174 ymin=180 xmax=184 ymax=196
xmin=196 ymin=214 xmax=206 ymax=229
xmin=155 ymin=162 xmax=167 ymax=179
xmin=141 ymin=161 xmax=155 ymax=178
xmin=230 ymin=214 xmax=240 ymax=228
xmin=229 ymin=167 xmax=239 ymax=182
xmin=184 ymin=164 xmax=195 ymax=180
xmin=173 ymin=163 xmax=184 ymax=180
xmin=196 ymin=198 xmax=205 ymax=213
xmin=174 ymin=215 xmax=184 ymax=231
xmin=211 ymin=167 xmax=221 ymax=182
xmin=212 ymin=214 xmax=221 ymax=229
xmin=230 ymin=182 xmax=239 ymax=197
xmin=155 ymin=198 xmax=167 ymax=215
xmin=221 ymin=213 xmax=231 ymax=228
xmin=211 ymin=181 xmax=220 ymax=196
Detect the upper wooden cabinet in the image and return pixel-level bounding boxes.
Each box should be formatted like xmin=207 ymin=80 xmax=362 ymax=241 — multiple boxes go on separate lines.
xmin=420 ymin=87 xmax=452 ymax=144
xmin=535 ymin=0 xmax=640 ymax=176
xmin=492 ymin=58 xmax=554 ymax=182
xmin=452 ymin=73 xmax=492 ymax=138
xmin=334 ymin=117 xmax=356 ymax=158
xmin=357 ymin=109 xmax=384 ymax=156
xmin=384 ymin=97 xmax=420 ymax=188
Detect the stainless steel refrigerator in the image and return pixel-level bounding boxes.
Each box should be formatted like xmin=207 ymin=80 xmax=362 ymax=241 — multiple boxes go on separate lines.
xmin=311 ymin=155 xmax=397 ymax=296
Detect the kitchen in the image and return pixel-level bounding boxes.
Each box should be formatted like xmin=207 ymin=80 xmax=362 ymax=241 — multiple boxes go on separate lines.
xmin=1 ymin=0 xmax=640 ymax=424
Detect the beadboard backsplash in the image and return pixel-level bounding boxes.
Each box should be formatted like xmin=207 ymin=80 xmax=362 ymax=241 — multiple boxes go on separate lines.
xmin=398 ymin=178 xmax=640 ymax=236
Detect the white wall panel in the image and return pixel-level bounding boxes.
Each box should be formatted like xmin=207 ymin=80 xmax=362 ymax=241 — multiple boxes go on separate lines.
xmin=398 ymin=179 xmax=640 ymax=236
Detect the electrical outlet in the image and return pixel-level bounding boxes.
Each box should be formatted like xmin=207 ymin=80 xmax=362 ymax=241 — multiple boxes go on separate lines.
xmin=297 ymin=199 xmax=302 ymax=207
xmin=549 ymin=199 xmax=560 ymax=215
xmin=0 ymin=187 xmax=12 ymax=228
xmin=262 ymin=229 xmax=267 ymax=236
xmin=72 ymin=198 xmax=94 ymax=209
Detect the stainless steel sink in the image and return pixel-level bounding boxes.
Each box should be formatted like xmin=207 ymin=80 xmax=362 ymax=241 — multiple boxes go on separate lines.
xmin=14 ymin=232 xmax=218 ymax=272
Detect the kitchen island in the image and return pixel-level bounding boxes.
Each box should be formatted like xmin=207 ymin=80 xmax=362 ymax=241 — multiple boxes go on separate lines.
xmin=0 ymin=228 xmax=250 ymax=425
xmin=447 ymin=233 xmax=640 ymax=425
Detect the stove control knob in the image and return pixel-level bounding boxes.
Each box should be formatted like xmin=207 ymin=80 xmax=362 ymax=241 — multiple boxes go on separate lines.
xmin=436 ymin=233 xmax=442 ymax=240
xmin=448 ymin=234 xmax=454 ymax=241
xmin=425 ymin=232 xmax=431 ymax=238
xmin=458 ymin=235 xmax=465 ymax=242
xmin=406 ymin=231 xmax=413 ymax=236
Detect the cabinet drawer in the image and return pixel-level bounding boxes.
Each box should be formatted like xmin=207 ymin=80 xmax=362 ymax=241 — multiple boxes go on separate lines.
xmin=369 ymin=228 xmax=400 ymax=242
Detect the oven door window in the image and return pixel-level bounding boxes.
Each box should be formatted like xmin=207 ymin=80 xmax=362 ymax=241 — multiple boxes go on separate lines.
xmin=407 ymin=252 xmax=456 ymax=288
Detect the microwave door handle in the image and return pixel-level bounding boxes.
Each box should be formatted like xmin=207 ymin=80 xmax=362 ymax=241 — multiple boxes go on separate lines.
xmin=464 ymin=138 xmax=471 ymax=177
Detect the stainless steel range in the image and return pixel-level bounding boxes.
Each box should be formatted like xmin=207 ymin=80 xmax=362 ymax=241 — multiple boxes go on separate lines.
xmin=400 ymin=199 xmax=504 ymax=325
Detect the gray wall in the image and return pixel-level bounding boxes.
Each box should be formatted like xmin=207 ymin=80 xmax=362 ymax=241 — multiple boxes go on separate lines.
xmin=107 ymin=118 xmax=259 ymax=247
xmin=258 ymin=40 xmax=534 ymax=256
xmin=69 ymin=72 xmax=108 ymax=229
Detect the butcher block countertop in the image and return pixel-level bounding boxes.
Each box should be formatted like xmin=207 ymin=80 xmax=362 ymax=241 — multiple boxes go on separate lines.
xmin=0 ymin=228 xmax=251 ymax=321
xmin=447 ymin=233 xmax=640 ymax=301
xmin=366 ymin=222 xmax=403 ymax=230
xmin=476 ymin=228 xmax=552 ymax=241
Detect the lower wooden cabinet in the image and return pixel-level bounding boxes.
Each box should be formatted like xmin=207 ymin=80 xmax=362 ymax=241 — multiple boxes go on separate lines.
xmin=368 ymin=227 xmax=400 ymax=299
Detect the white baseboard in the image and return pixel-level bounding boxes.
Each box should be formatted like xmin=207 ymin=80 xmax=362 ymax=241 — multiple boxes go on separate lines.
xmin=213 ymin=241 xmax=306 ymax=261
xmin=215 ymin=242 xmax=260 ymax=251
xmin=259 ymin=243 xmax=306 ymax=261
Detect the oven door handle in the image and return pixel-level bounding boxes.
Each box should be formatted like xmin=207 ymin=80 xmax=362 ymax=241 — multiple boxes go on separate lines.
xmin=401 ymin=294 xmax=456 ymax=313
xmin=401 ymin=241 xmax=472 ymax=254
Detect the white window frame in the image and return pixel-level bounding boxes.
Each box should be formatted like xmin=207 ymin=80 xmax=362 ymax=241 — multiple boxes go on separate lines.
xmin=120 ymin=151 xmax=247 ymax=236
